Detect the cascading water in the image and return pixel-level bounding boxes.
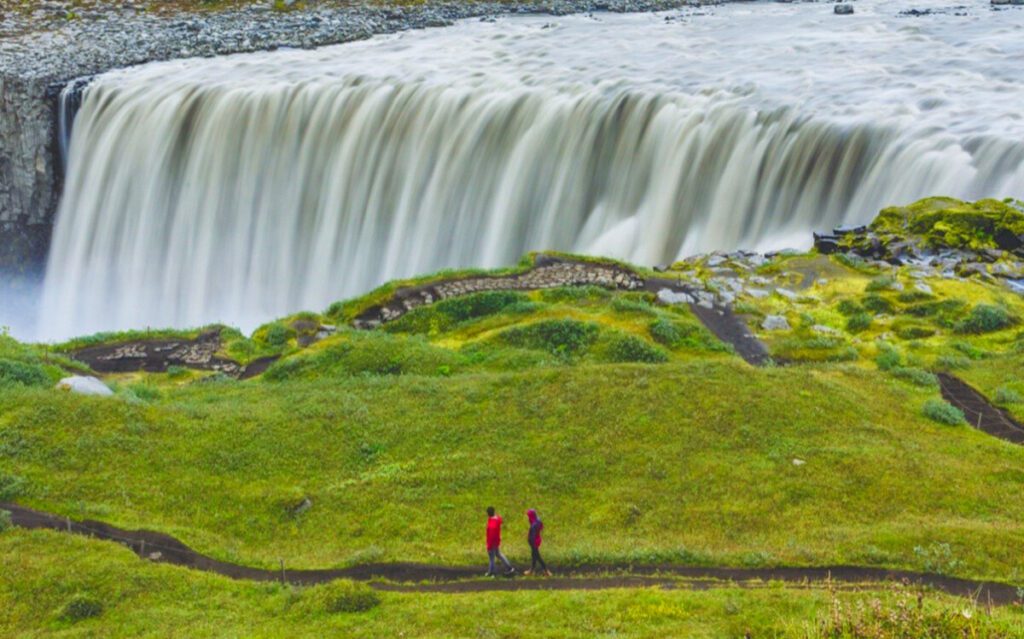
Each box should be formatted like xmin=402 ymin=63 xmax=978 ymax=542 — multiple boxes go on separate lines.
xmin=40 ymin=1 xmax=1024 ymax=340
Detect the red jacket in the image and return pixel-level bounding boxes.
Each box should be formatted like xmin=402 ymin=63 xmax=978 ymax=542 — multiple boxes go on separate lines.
xmin=527 ymin=509 xmax=543 ymax=548
xmin=486 ymin=515 xmax=503 ymax=550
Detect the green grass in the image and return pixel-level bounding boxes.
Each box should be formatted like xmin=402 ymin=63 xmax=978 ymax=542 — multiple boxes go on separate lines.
xmin=3 ymin=359 xmax=1024 ymax=582
xmin=1 ymin=211 xmax=1022 ymax=635
xmin=3 ymin=529 xmax=1022 ymax=638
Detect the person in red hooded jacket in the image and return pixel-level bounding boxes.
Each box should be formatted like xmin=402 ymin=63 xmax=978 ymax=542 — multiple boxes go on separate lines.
xmin=485 ymin=506 xmax=515 ymax=577
xmin=524 ymin=508 xmax=551 ymax=576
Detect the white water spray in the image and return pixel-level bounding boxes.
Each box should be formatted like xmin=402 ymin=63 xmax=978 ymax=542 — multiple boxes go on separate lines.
xmin=40 ymin=1 xmax=1024 ymax=339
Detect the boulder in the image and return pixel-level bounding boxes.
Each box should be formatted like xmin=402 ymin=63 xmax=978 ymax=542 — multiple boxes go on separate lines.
xmin=55 ymin=376 xmax=113 ymax=396
xmin=994 ymin=228 xmax=1023 ymax=252
xmin=813 ymin=232 xmax=840 ymax=255
xmin=834 ymin=4 xmax=854 ymax=15
xmin=656 ymin=288 xmax=695 ymax=305
xmin=762 ymin=315 xmax=791 ymax=331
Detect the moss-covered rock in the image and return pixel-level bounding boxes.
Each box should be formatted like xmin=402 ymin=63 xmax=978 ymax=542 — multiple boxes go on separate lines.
xmin=859 ymin=197 xmax=1024 ymax=253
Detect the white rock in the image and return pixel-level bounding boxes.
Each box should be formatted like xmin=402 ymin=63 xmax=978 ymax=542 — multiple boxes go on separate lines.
xmin=656 ymin=288 xmax=694 ymax=305
xmin=762 ymin=315 xmax=791 ymax=331
xmin=55 ymin=376 xmax=113 ymax=396
xmin=914 ymin=281 xmax=933 ymax=295
xmin=812 ymin=324 xmax=839 ymax=335
xmin=746 ymin=288 xmax=770 ymax=299
xmin=792 ymin=458 xmax=806 ymax=466
xmin=775 ymin=288 xmax=799 ymax=301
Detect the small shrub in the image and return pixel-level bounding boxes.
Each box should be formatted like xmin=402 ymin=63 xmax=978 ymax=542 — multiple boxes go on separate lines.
xmin=922 ymin=399 xmax=966 ymax=425
xmin=649 ymin=318 xmax=682 ymax=347
xmin=845 ymin=312 xmax=872 ymax=333
xmin=610 ymin=296 xmax=657 ymax=316
xmin=434 ymin=291 xmax=528 ymax=323
xmin=0 ymin=509 xmax=11 ymax=533
xmin=994 ymin=387 xmax=1022 ymax=406
xmin=504 ymin=301 xmax=543 ymax=315
xmin=309 ymin=580 xmax=381 ymax=614
xmin=0 ymin=473 xmax=26 ymax=501
xmin=257 ymin=322 xmax=296 ymax=347
xmin=951 ymin=341 xmax=987 ymax=360
xmin=836 ymin=299 xmax=863 ymax=316
xmin=891 ymin=367 xmax=938 ymax=388
xmin=875 ymin=347 xmax=901 ymax=371
xmin=603 ymin=334 xmax=669 ymax=364
xmin=936 ymin=354 xmax=971 ymax=370
xmin=861 ymin=294 xmax=893 ymax=314
xmin=955 ymin=304 xmax=1015 ymax=334
xmin=502 ymin=320 xmax=599 ymax=360
xmin=58 ymin=594 xmax=104 ymax=622
xmin=897 ymin=290 xmax=933 ymax=303
xmin=648 ymin=318 xmax=728 ymax=353
xmin=166 ymin=365 xmax=189 ymax=379
xmin=865 ymin=276 xmax=896 ymax=292
xmin=0 ymin=358 xmax=49 ymax=388
xmin=894 ymin=324 xmax=935 ymax=340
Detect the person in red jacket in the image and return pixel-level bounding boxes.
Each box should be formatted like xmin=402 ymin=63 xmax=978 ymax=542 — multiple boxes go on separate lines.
xmin=524 ymin=508 xmax=551 ymax=576
xmin=485 ymin=506 xmax=515 ymax=577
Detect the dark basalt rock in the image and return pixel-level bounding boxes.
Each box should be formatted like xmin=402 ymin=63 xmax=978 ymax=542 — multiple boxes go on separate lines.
xmin=994 ymin=228 xmax=1023 ymax=252
xmin=813 ymin=233 xmax=840 ymax=255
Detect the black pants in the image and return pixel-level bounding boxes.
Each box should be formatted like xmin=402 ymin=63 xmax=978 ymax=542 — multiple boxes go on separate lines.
xmin=530 ymin=545 xmax=547 ymax=571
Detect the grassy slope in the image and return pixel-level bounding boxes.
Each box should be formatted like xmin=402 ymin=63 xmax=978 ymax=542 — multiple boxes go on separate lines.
xmin=3 ymin=530 xmax=1022 ymax=638
xmin=4 ymin=359 xmax=1024 ymax=581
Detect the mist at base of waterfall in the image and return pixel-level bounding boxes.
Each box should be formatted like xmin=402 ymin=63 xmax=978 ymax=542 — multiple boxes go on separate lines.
xmin=37 ymin=0 xmax=1024 ymax=341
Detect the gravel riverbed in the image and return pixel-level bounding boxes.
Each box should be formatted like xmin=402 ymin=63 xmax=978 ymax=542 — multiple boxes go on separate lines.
xmin=0 ymin=0 xmax=717 ymax=82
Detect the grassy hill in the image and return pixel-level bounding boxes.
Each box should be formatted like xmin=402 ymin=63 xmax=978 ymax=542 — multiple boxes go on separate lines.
xmin=1 ymin=198 xmax=1023 ymax=636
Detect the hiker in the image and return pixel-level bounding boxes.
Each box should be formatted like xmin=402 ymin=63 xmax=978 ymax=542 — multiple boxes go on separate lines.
xmin=524 ymin=509 xmax=551 ymax=576
xmin=485 ymin=506 xmax=515 ymax=577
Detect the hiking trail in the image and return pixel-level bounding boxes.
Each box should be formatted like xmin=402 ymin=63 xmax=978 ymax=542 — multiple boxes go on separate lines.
xmin=4 ymin=503 xmax=1016 ymax=603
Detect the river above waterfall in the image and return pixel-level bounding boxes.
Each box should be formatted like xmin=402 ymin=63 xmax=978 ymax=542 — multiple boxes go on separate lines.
xmin=39 ymin=0 xmax=1024 ymax=340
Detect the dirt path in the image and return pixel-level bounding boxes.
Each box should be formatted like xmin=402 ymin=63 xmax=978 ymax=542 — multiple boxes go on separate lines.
xmin=4 ymin=503 xmax=1016 ymax=603
xmin=685 ymin=300 xmax=772 ymax=366
xmin=938 ymin=373 xmax=1024 ymax=445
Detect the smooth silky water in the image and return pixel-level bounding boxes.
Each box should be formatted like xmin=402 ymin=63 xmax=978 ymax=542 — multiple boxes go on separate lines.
xmin=39 ymin=0 xmax=1024 ymax=339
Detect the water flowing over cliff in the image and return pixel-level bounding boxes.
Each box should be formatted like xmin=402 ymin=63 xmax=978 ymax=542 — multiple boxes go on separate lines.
xmin=39 ymin=5 xmax=1024 ymax=339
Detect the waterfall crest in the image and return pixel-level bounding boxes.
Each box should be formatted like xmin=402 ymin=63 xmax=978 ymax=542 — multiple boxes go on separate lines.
xmin=38 ymin=8 xmax=1024 ymax=339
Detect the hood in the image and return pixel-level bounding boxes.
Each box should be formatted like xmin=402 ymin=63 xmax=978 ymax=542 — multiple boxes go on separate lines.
xmin=526 ymin=509 xmax=538 ymax=524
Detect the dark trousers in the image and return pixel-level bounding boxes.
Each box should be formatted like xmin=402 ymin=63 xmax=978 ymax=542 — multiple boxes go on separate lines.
xmin=488 ymin=548 xmax=512 ymax=574
xmin=530 ymin=544 xmax=547 ymax=571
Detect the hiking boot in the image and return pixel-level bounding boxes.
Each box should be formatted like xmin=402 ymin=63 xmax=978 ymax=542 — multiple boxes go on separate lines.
xmin=505 ymin=568 xmax=517 ymax=576
xmin=484 ymin=571 xmax=495 ymax=578
xmin=523 ymin=570 xmax=533 ymax=576
xmin=544 ymin=570 xmax=553 ymax=577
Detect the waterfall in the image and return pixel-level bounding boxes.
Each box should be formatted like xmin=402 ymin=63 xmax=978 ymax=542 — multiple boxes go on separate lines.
xmin=37 ymin=8 xmax=1024 ymax=340
xmin=57 ymin=77 xmax=91 ymax=173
